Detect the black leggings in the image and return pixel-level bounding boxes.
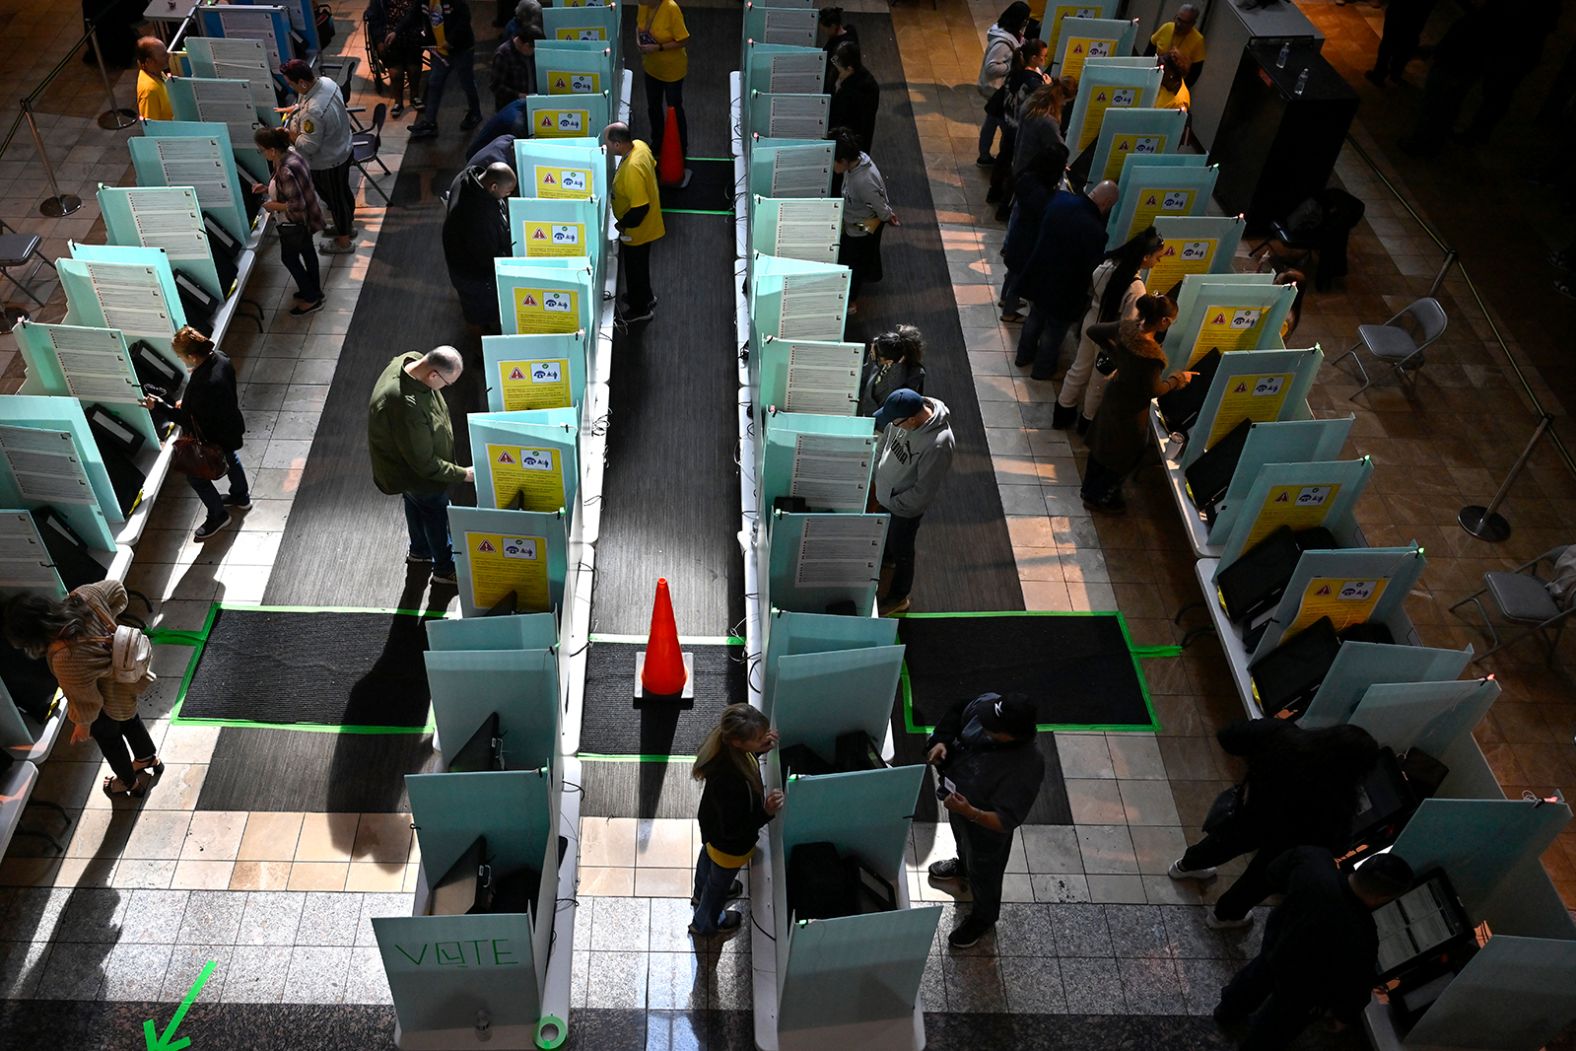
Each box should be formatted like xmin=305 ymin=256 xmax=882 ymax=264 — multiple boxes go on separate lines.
xmin=644 ymin=74 xmax=687 ymax=157
xmin=90 ymin=709 xmax=156 ymax=784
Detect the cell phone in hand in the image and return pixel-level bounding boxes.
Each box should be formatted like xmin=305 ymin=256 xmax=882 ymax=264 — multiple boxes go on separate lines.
xmin=935 ymin=775 xmax=956 ymax=801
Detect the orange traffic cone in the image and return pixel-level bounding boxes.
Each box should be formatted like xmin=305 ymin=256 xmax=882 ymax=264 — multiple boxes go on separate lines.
xmin=640 ymin=578 xmax=688 ymax=696
xmin=657 ymin=105 xmax=690 ymax=189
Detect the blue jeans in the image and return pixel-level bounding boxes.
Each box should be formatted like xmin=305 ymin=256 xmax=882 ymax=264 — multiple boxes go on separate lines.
xmin=466 ymin=98 xmax=529 ymax=158
xmin=690 ymin=848 xmax=740 ymax=934
xmin=421 ymin=46 xmax=480 ymax=124
xmin=402 ymin=490 xmax=454 ymax=574
xmin=978 ymin=110 xmax=1003 ymax=159
xmin=1016 ymin=305 xmax=1075 ymax=379
xmin=187 ymin=449 xmax=248 ymax=522
xmin=999 ymin=269 xmax=1023 ymax=313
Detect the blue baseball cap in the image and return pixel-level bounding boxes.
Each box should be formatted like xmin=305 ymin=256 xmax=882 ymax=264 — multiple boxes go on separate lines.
xmin=874 ymin=388 xmax=925 ymax=429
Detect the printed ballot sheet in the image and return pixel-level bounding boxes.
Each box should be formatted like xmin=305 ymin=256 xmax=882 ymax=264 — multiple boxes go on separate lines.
xmin=0 ymin=511 xmax=59 ymax=591
xmin=790 ymin=432 xmax=875 ymax=511
xmin=122 ymin=188 xmax=210 ymax=265
xmin=766 ymin=52 xmax=824 ymax=94
xmin=782 ymin=340 xmax=861 ymax=415
xmin=151 ymin=137 xmax=236 ymax=212
xmin=793 ymin=515 xmax=884 ymax=588
xmin=761 ymin=94 xmax=829 ymax=139
xmin=776 ymin=272 xmax=848 ymax=341
xmin=83 ymin=263 xmax=175 ymax=341
xmin=0 ymin=425 xmax=97 ymax=506
xmin=760 ymin=198 xmax=841 ymax=265
xmin=197 ymin=37 xmax=277 ymax=113
xmin=769 ymin=144 xmax=832 ymax=198
xmin=216 ymin=7 xmax=284 ymax=68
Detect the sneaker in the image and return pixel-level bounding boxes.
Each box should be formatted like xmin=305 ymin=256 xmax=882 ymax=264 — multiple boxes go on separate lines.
xmin=690 ymin=879 xmax=745 ymax=907
xmin=289 ymin=298 xmax=325 ymax=316
xmin=1000 ymin=310 xmax=1025 ymax=323
xmin=878 ymin=595 xmax=910 ymax=617
xmin=975 ymin=154 xmax=995 ymax=167
xmin=407 ymin=122 xmax=437 ymax=139
xmin=410 ymin=96 xmax=425 ymax=111
xmin=194 ymin=513 xmax=232 ymax=541
xmin=1168 ymin=859 xmax=1217 ymax=881
xmin=927 ymin=858 xmax=965 ymax=882
xmin=391 ymin=102 xmax=404 ymax=118
xmin=460 ymin=110 xmax=482 ymax=131
xmin=1081 ymin=495 xmax=1126 ymax=516
xmin=689 ymin=910 xmax=744 ymax=937
xmin=1204 ymin=912 xmax=1254 ymax=931
xmin=319 ymin=240 xmax=356 ymax=255
xmin=222 ymin=493 xmax=252 ymax=511
xmin=431 ymin=569 xmax=458 ymax=586
xmin=947 ymin=916 xmax=994 ymax=949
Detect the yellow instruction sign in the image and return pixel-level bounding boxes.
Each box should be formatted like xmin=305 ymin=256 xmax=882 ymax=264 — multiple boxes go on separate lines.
xmin=1241 ymin=482 xmax=1343 ymax=551
xmin=1103 ymin=133 xmax=1166 ymax=181
xmin=512 ymin=287 xmax=580 ymax=334
xmin=1191 ymin=304 xmax=1268 ymax=363
xmin=1147 ymin=236 xmax=1216 ymax=293
xmin=554 ymin=26 xmax=605 ymax=41
xmin=486 ymin=442 xmax=568 ymax=512
xmin=547 ymin=70 xmax=601 ymax=95
xmin=1062 ymin=35 xmax=1117 ymax=84
xmin=1078 ymin=84 xmax=1140 ymax=151
xmin=1043 ymin=4 xmax=1103 ymax=45
xmin=1285 ymin=576 xmax=1388 ymax=639
xmin=533 ymin=164 xmax=593 ymax=200
xmin=1128 ymin=186 xmax=1195 ymax=241
xmin=1205 ymin=372 xmax=1294 ymax=448
xmin=498 ymin=358 xmax=573 ymax=410
xmin=466 ymin=531 xmax=551 ymax=612
xmin=522 ymin=220 xmax=587 ymax=258
xmin=534 ymin=107 xmax=591 ymax=137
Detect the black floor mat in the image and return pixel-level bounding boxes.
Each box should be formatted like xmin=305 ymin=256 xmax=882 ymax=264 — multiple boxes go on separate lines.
xmin=177 ymin=606 xmax=433 ymax=730
xmin=660 ymin=158 xmax=736 ymax=213
xmin=578 ymin=758 xmax=705 ymax=819
xmin=197 ymin=727 xmax=437 ymax=812
xmin=898 ymin=613 xmax=1158 ymax=732
xmin=577 ymin=639 xmax=746 ymax=756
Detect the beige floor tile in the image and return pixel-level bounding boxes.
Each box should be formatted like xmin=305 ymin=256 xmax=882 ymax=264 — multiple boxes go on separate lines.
xmin=1117 ymin=780 xmax=1182 ymax=826
xmin=1127 ymin=826 xmax=1189 ymax=875
xmin=634 ymin=818 xmax=695 ymax=868
xmin=66 ymin=808 xmax=136 ymax=858
xmin=580 ymin=817 xmax=637 ymax=867
xmin=1065 ymin=778 xmax=1125 ymax=824
xmin=156 ymin=724 xmax=221 ymax=765
xmin=1000 ymin=873 xmax=1035 ymax=902
xmin=139 ymin=764 xmax=210 ymax=811
xmin=288 ymin=862 xmax=350 ymax=892
xmin=123 ymin=811 xmax=193 ymax=860
xmin=182 ymin=811 xmax=247 ymax=862
xmin=1054 ymin=733 xmax=1115 ymax=779
xmin=238 ymin=812 xmax=306 ymax=862
xmin=113 ymin=859 xmax=178 ymax=888
xmin=1021 ymin=579 xmax=1073 ymax=612
xmin=230 ymin=860 xmax=294 ymax=891
xmin=295 ymin=813 xmax=359 ymax=863
xmin=403 ymin=863 xmax=423 ymax=894
xmin=1076 ymin=824 xmax=1138 ymax=875
xmin=1087 ymin=873 xmax=1148 ymax=904
xmin=53 ymin=857 xmax=117 ymax=888
xmin=171 ymin=860 xmax=237 ymax=890
xmin=1107 ymin=735 xmax=1167 ymax=780
xmin=352 ymin=813 xmax=414 ymax=865
xmin=633 ymin=868 xmax=692 ymax=898
xmin=578 ymin=866 xmax=637 ymax=897
xmin=346 ymin=862 xmax=407 ymax=892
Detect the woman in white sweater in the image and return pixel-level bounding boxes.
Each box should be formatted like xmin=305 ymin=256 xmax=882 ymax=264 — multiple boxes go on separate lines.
xmin=1053 ymin=226 xmax=1165 ymax=433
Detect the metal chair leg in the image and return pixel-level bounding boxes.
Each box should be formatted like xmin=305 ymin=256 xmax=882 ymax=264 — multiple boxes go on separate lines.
xmin=357 ymin=164 xmax=392 ymax=205
xmin=1448 ymin=585 xmax=1489 ymax=614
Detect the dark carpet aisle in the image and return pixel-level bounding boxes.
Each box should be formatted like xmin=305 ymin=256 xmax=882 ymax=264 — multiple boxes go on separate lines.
xmin=842 ymin=12 xmax=1024 ymax=613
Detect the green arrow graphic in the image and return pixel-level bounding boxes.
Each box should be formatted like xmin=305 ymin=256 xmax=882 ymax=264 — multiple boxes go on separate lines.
xmin=143 ymin=959 xmax=215 ymax=1051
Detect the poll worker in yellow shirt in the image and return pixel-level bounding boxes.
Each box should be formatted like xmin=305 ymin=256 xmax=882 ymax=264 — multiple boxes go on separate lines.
xmin=636 ymin=0 xmax=690 ymax=158
xmin=134 ymin=37 xmax=172 ymax=122
xmin=1155 ymin=49 xmax=1191 ymax=113
xmin=1149 ymin=3 xmax=1205 ymax=87
xmin=604 ymin=122 xmax=666 ymax=327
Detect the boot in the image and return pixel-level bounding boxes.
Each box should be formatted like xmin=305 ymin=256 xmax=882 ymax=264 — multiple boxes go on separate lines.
xmin=1076 ymin=414 xmax=1092 ymax=437
xmin=1050 ymin=402 xmax=1077 ymax=430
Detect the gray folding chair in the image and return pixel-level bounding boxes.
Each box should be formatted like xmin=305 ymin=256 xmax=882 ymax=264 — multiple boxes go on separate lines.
xmin=351 ymin=102 xmax=392 ymax=206
xmin=1450 ymin=545 xmax=1575 ymax=663
xmin=1332 ymin=296 xmax=1448 ymax=399
xmin=0 ymin=218 xmax=59 ymax=330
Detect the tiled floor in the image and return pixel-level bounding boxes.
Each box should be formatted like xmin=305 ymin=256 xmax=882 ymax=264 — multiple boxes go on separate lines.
xmin=0 ymin=0 xmax=1573 ymax=1037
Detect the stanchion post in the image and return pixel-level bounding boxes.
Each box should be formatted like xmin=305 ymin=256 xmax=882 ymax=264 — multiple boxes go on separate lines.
xmin=1426 ymin=249 xmax=1458 ymax=299
xmin=1458 ymin=414 xmax=1554 ymax=542
xmin=90 ymin=24 xmax=139 ymax=130
xmin=21 ymin=98 xmax=83 ymax=217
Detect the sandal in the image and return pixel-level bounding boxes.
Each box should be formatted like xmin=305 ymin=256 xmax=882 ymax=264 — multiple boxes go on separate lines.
xmin=102 ymin=775 xmax=136 ymax=798
xmin=133 ymin=755 xmax=165 ymax=780
xmin=129 ymin=771 xmax=156 ymax=799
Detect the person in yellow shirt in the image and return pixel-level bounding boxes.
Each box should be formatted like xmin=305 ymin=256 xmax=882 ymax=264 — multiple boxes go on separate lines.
xmin=605 ymin=122 xmax=666 ymax=326
xmin=134 ymin=37 xmax=173 ymax=122
xmin=636 ymin=0 xmax=690 ymax=158
xmin=1155 ymin=49 xmax=1192 ymax=112
xmin=1149 ymin=3 xmax=1205 ymax=87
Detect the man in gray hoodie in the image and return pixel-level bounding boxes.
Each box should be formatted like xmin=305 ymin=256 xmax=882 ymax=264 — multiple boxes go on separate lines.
xmin=873 ymin=389 xmax=956 ymax=616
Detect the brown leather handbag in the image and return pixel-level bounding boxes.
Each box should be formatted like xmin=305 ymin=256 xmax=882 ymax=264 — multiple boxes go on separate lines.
xmin=170 ymin=419 xmax=228 ymax=481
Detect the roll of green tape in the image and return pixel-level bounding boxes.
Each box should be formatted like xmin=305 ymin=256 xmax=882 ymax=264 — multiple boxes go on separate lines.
xmin=536 ymin=1014 xmax=568 ymax=1049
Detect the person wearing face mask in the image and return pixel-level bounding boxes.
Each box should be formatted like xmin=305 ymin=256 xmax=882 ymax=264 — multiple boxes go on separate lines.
xmin=924 ymin=691 xmax=1044 ymax=948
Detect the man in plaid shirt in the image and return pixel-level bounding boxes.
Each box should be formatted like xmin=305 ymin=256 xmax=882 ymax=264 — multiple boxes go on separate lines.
xmin=490 ymin=24 xmax=542 ymax=111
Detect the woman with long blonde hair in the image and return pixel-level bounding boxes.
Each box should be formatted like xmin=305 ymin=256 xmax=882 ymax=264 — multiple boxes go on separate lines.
xmin=689 ymin=704 xmax=784 ymax=936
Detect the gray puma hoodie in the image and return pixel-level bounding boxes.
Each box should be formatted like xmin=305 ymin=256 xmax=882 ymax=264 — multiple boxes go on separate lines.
xmin=874 ymin=398 xmax=956 ymax=518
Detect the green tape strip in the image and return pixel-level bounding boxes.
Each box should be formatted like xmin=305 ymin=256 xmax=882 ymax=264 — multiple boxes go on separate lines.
xmin=899 ymin=611 xmax=1169 ymax=735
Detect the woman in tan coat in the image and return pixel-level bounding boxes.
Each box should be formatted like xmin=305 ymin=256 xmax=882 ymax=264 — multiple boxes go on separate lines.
xmin=4 ymin=581 xmax=161 ymax=797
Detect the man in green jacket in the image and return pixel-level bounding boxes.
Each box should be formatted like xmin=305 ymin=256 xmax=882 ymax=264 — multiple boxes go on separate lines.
xmin=368 ymin=346 xmax=474 ymax=584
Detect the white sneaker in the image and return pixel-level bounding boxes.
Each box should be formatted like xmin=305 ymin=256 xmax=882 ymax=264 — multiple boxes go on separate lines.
xmin=1204 ymin=912 xmax=1253 ymax=931
xmin=1168 ymin=859 xmax=1217 ymax=881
